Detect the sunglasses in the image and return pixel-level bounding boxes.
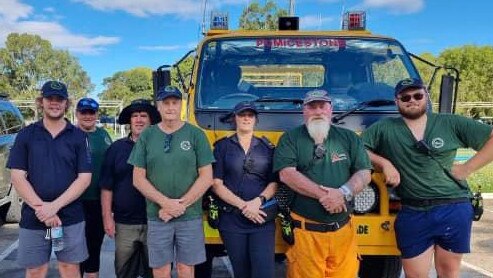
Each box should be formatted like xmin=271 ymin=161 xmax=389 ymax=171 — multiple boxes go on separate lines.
xmin=79 ymin=110 xmax=96 ymax=115
xmin=398 ymin=93 xmax=425 ymax=102
xmin=415 ymin=140 xmax=431 ymax=155
xmin=314 ymin=144 xmax=327 ymax=160
xmin=163 ymin=134 xmax=172 ymax=153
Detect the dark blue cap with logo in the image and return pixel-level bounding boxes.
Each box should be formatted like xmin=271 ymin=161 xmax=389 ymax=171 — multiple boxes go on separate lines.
xmin=41 ymin=81 xmax=68 ymax=99
xmin=77 ymin=98 xmax=99 ymax=112
xmin=394 ymin=78 xmax=425 ymax=96
xmin=233 ymin=101 xmax=258 ymax=115
xmin=156 ymin=86 xmax=182 ymax=101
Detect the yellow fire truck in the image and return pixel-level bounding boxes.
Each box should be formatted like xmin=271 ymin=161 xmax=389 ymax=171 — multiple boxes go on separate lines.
xmin=153 ymin=11 xmax=458 ymax=278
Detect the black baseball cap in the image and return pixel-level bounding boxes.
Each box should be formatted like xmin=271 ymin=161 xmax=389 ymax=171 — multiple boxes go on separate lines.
xmin=41 ymin=81 xmax=68 ymax=99
xmin=394 ymin=78 xmax=425 ymax=96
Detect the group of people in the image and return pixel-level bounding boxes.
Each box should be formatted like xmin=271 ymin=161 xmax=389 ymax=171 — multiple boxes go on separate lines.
xmin=6 ymin=78 xmax=493 ymax=278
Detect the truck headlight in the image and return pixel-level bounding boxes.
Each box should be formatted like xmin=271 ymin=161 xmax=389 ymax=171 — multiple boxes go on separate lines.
xmin=354 ymin=184 xmax=378 ymax=214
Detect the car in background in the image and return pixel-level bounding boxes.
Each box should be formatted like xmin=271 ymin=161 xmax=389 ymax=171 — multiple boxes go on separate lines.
xmin=0 ymin=93 xmax=24 ymax=224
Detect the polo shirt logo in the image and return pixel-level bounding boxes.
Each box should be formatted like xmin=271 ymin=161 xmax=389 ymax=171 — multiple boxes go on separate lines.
xmin=331 ymin=152 xmax=347 ymax=163
xmin=431 ymin=137 xmax=444 ymax=149
xmin=180 ymin=140 xmax=191 ymax=151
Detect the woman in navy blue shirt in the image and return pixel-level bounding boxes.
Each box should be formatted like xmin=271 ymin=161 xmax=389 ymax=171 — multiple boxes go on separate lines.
xmin=212 ymin=101 xmax=277 ymax=278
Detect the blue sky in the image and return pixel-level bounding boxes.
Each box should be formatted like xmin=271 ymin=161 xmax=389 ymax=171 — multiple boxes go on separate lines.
xmin=1 ymin=0 xmax=491 ymax=98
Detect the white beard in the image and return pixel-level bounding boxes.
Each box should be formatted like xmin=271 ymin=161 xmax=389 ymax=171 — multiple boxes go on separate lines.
xmin=306 ymin=117 xmax=330 ymax=144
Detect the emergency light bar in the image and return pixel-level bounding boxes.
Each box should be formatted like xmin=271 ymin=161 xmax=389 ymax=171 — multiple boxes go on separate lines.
xmin=342 ymin=11 xmax=366 ymax=30
xmin=210 ymin=11 xmax=229 ymax=30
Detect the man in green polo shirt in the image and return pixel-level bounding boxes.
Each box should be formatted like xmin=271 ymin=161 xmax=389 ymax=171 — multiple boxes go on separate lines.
xmin=362 ymin=78 xmax=493 ymax=278
xmin=76 ymin=97 xmax=112 ymax=278
xmin=128 ymin=86 xmax=214 ymax=278
xmin=273 ymin=89 xmax=372 ymax=278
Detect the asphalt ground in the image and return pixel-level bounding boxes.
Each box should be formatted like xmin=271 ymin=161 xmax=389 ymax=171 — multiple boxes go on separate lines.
xmin=1 ymin=199 xmax=492 ymax=277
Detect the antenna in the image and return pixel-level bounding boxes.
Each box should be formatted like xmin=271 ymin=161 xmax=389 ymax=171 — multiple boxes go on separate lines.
xmin=201 ymin=0 xmax=208 ymax=35
xmin=289 ymin=0 xmax=295 ymax=16
xmin=340 ymin=0 xmax=346 ymax=29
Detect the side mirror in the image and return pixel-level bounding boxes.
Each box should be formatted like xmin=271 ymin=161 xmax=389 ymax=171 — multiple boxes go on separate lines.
xmin=438 ymin=74 xmax=455 ymax=114
xmin=153 ymin=67 xmax=171 ymax=103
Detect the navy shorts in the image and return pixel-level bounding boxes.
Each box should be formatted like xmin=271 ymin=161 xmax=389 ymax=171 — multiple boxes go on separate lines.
xmin=394 ymin=202 xmax=473 ymax=259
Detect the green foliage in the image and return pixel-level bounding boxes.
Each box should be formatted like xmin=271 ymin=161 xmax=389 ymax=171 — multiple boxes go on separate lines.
xmin=98 ymin=67 xmax=154 ymax=115
xmin=171 ymin=55 xmax=195 ymax=92
xmin=457 ymin=149 xmax=493 ymax=193
xmin=239 ymin=0 xmax=288 ymax=30
xmin=0 ymin=33 xmax=92 ymax=102
xmin=414 ymin=46 xmax=493 ymax=117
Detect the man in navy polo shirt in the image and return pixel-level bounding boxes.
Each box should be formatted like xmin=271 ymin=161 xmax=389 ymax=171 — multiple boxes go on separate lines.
xmin=100 ymin=99 xmax=160 ymax=277
xmin=7 ymin=80 xmax=92 ymax=278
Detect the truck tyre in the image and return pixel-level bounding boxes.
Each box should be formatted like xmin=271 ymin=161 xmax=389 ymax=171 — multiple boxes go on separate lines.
xmin=358 ymin=255 xmax=402 ymax=278
xmin=5 ymin=187 xmax=21 ymax=223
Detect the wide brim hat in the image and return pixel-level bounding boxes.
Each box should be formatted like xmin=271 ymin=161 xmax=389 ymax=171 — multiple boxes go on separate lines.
xmin=118 ymin=100 xmax=161 ymax=125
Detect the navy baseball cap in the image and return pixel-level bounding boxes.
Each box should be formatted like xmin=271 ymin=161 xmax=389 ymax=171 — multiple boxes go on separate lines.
xmin=77 ymin=98 xmax=99 ymax=112
xmin=233 ymin=101 xmax=258 ymax=115
xmin=156 ymin=86 xmax=182 ymax=101
xmin=303 ymin=89 xmax=331 ymax=105
xmin=41 ymin=81 xmax=68 ymax=99
xmin=395 ymin=78 xmax=425 ymax=96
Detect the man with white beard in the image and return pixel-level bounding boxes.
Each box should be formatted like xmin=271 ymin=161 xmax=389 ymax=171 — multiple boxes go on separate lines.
xmin=273 ymin=89 xmax=372 ymax=278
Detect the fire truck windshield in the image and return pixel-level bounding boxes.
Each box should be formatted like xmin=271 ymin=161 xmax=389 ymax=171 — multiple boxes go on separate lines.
xmin=196 ymin=37 xmax=419 ymax=112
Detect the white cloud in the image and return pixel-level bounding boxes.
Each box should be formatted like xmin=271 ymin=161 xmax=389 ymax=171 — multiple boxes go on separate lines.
xmin=43 ymin=7 xmax=56 ymax=13
xmin=300 ymin=15 xmax=335 ymax=29
xmin=139 ymin=41 xmax=198 ymax=51
xmin=362 ymin=0 xmax=424 ymax=14
xmin=75 ymin=0 xmax=204 ymax=18
xmin=139 ymin=45 xmax=182 ymax=51
xmin=0 ymin=0 xmax=119 ymax=55
xmin=0 ymin=0 xmax=33 ymax=22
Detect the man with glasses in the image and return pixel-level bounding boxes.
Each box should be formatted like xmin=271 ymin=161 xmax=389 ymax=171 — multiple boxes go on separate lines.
xmin=100 ymin=99 xmax=161 ymax=277
xmin=362 ymin=78 xmax=493 ymax=278
xmin=273 ymin=89 xmax=372 ymax=278
xmin=129 ymin=86 xmax=214 ymax=278
xmin=75 ymin=97 xmax=112 ymax=278
xmin=7 ymin=81 xmax=92 ymax=277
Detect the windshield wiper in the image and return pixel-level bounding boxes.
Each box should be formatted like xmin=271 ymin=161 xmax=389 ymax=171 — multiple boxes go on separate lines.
xmin=332 ymin=99 xmax=395 ymax=124
xmin=254 ymin=97 xmax=304 ymax=104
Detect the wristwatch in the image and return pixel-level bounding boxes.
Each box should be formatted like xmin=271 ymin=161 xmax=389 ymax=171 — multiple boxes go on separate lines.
xmin=339 ymin=184 xmax=354 ymax=202
xmin=259 ymin=195 xmax=267 ymax=205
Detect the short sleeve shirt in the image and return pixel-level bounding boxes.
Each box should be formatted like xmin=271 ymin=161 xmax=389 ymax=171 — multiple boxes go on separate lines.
xmin=213 ymin=135 xmax=276 ymax=232
xmin=82 ymin=127 xmax=112 ymax=200
xmin=362 ymin=113 xmax=492 ymax=200
xmin=7 ymin=120 xmax=92 ymax=230
xmin=128 ymin=123 xmax=214 ymax=221
xmin=100 ymin=137 xmax=146 ymax=224
xmin=273 ymin=125 xmax=372 ymax=223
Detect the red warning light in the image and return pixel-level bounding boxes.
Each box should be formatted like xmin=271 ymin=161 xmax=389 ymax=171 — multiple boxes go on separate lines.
xmin=342 ymin=11 xmax=366 ymax=30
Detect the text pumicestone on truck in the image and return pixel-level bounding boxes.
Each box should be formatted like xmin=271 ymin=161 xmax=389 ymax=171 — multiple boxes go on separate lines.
xmin=154 ymin=11 xmax=458 ymax=278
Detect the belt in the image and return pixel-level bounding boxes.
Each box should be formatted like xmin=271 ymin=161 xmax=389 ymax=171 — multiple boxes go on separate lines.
xmin=401 ymin=197 xmax=469 ymax=207
xmin=293 ymin=217 xmax=349 ymax=233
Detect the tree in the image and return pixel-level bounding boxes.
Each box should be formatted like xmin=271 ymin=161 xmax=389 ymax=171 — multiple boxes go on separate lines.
xmin=98 ymin=67 xmax=154 ymax=115
xmin=0 ymin=33 xmax=92 ymax=100
xmin=239 ymin=1 xmax=288 ymax=30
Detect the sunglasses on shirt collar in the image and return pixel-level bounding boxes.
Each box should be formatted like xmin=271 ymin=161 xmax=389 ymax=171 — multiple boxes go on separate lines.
xmin=163 ymin=134 xmax=172 ymax=153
